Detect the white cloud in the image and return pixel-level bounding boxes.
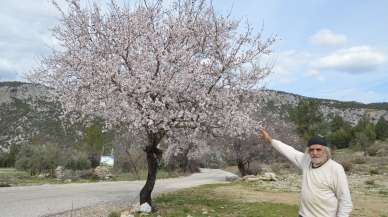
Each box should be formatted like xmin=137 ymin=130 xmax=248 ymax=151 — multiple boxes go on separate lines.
xmin=268 ymin=50 xmax=312 ymax=84
xmin=318 ymin=88 xmax=387 ymax=103
xmin=0 ymin=0 xmax=63 ymax=81
xmin=0 ymin=58 xmax=21 ymax=80
xmin=310 ymin=29 xmax=347 ymax=46
xmin=313 ymin=46 xmax=386 ymax=74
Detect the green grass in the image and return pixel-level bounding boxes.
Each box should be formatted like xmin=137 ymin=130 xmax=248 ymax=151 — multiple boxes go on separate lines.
xmin=0 ymin=168 xmax=185 ymax=186
xmin=0 ymin=168 xmax=78 ymax=186
xmin=135 ymin=184 xmax=298 ymax=217
xmin=113 ymin=168 xmax=184 ymax=181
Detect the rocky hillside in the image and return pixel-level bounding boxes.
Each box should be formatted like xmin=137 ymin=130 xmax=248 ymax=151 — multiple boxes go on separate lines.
xmin=1 ymin=81 xmax=387 ymax=152
xmin=0 ymin=81 xmax=79 ymax=152
xmin=260 ymin=90 xmax=388 ymax=126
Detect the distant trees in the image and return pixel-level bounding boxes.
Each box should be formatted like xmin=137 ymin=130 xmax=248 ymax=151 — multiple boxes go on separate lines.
xmin=352 ymin=115 xmax=377 ymax=155
xmin=15 ymin=143 xmax=61 ymax=176
xmin=289 ymin=99 xmax=387 ymax=153
xmin=328 ymin=116 xmax=352 ymax=149
xmin=225 ymin=134 xmax=261 ymax=176
xmin=289 ymin=99 xmax=326 ymax=140
xmin=0 ymin=144 xmax=19 ymax=168
xmin=375 ymin=116 xmax=388 ymax=140
xmin=80 ymin=120 xmax=114 ymax=168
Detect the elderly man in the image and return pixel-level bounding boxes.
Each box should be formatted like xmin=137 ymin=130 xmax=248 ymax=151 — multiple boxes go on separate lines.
xmin=259 ymin=129 xmax=352 ymax=217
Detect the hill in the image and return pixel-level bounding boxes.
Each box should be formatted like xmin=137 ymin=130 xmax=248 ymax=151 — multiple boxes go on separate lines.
xmin=0 ymin=81 xmax=387 ymax=153
xmin=0 ymin=81 xmax=79 ymax=152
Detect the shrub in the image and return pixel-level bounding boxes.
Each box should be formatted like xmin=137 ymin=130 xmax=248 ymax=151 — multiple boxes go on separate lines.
xmin=0 ymin=182 xmax=11 ymax=187
xmin=367 ymin=146 xmax=379 ymax=156
xmin=329 ymin=116 xmax=352 ymax=149
xmin=64 ymin=153 xmax=92 ymax=170
xmin=15 ymin=144 xmax=60 ymax=176
xmin=246 ymin=161 xmax=262 ymax=175
xmin=107 ymin=212 xmax=120 ymax=217
xmin=364 ymin=179 xmax=375 ymax=185
xmin=369 ymin=168 xmax=379 ymax=175
xmin=0 ymin=144 xmax=19 ymax=167
xmin=352 ymin=157 xmax=366 ymax=164
xmin=270 ymin=163 xmax=283 ymax=174
xmin=340 ymin=161 xmax=353 ymax=173
xmin=375 ymin=117 xmax=388 ymax=140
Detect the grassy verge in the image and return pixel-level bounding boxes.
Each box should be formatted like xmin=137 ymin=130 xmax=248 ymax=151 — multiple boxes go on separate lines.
xmin=113 ymin=169 xmax=184 ymax=182
xmin=133 ymin=183 xmax=298 ymax=217
xmin=0 ymin=168 xmax=185 ymax=186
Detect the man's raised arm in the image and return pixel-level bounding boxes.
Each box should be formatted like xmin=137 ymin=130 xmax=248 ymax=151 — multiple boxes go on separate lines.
xmin=259 ymin=129 xmax=305 ymax=169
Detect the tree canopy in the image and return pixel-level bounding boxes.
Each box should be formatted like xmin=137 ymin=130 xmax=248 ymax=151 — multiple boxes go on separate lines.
xmin=29 ymin=0 xmax=276 ymax=207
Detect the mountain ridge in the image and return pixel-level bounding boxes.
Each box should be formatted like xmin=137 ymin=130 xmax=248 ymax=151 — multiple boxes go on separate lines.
xmin=0 ymin=81 xmax=387 ymax=152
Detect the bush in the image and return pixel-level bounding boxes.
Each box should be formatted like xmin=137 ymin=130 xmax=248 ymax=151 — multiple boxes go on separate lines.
xmin=270 ymin=163 xmax=283 ymax=174
xmin=246 ymin=161 xmax=262 ymax=175
xmin=340 ymin=161 xmax=352 ymax=173
xmin=352 ymin=157 xmax=366 ymax=164
xmin=0 ymin=144 xmax=19 ymax=167
xmin=329 ymin=128 xmax=352 ymax=149
xmin=289 ymin=99 xmax=327 ymax=141
xmin=107 ymin=212 xmax=120 ymax=217
xmin=369 ymin=168 xmax=379 ymax=175
xmin=64 ymin=153 xmax=92 ymax=170
xmin=367 ymin=146 xmax=379 ymax=156
xmin=328 ymin=116 xmax=352 ymax=149
xmin=0 ymin=182 xmax=11 ymax=187
xmin=15 ymin=144 xmax=60 ymax=176
xmin=375 ymin=117 xmax=388 ymax=140
xmin=364 ymin=179 xmax=375 ymax=185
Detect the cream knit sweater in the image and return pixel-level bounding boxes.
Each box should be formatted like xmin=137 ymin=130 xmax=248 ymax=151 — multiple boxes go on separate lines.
xmin=271 ymin=139 xmax=353 ymax=217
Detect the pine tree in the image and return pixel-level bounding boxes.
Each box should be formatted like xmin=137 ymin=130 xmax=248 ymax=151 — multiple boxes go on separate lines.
xmin=375 ymin=117 xmax=388 ymax=140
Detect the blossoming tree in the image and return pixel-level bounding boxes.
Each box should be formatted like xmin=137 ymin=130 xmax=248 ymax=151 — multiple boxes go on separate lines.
xmin=30 ymin=0 xmax=276 ymax=208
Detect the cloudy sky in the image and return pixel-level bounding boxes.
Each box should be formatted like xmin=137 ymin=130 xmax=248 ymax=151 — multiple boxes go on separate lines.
xmin=1 ymin=0 xmax=387 ymax=103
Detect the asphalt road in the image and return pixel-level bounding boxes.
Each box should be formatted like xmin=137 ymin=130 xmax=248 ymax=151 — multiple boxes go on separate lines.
xmin=0 ymin=169 xmax=236 ymax=217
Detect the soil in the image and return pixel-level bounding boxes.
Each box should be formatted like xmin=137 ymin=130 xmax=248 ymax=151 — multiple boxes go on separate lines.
xmin=213 ymin=185 xmax=388 ymax=217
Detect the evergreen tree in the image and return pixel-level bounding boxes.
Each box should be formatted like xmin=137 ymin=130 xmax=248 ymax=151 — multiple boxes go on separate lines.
xmin=375 ymin=117 xmax=388 ymax=140
xmin=81 ymin=120 xmax=114 ymax=168
xmin=352 ymin=115 xmax=376 ymax=155
xmin=328 ymin=116 xmax=352 ymax=149
xmin=289 ymin=99 xmax=326 ymax=141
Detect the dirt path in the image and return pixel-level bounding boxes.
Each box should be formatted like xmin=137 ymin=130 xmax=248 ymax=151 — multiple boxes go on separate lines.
xmin=214 ymin=185 xmax=388 ymax=217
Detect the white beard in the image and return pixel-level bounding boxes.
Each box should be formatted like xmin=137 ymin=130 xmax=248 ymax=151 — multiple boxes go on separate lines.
xmin=311 ymin=156 xmax=328 ymax=167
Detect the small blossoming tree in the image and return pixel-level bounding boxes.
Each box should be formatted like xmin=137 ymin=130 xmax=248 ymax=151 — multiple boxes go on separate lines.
xmin=30 ymin=0 xmax=276 ymax=208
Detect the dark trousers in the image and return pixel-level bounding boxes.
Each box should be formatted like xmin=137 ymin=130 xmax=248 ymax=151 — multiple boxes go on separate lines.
xmin=298 ymin=215 xmax=303 ymax=217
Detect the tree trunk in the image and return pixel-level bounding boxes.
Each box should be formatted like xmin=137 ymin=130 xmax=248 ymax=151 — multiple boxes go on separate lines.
xmin=139 ymin=132 xmax=164 ymax=210
xmin=140 ymin=146 xmax=159 ymax=207
xmin=237 ymin=161 xmax=247 ymax=177
xmin=89 ymin=153 xmax=100 ymax=168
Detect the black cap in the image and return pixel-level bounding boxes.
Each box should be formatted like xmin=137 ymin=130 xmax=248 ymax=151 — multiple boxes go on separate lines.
xmin=308 ymin=135 xmax=328 ymax=147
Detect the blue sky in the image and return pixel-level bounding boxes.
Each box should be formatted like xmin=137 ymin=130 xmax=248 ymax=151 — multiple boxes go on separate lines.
xmin=0 ymin=0 xmax=387 ymax=103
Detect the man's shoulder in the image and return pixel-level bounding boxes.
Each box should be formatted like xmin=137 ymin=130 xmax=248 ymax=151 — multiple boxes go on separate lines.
xmin=327 ymin=159 xmax=345 ymax=172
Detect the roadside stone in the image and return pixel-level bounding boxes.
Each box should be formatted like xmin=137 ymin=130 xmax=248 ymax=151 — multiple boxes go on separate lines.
xmin=139 ymin=202 xmax=152 ymax=214
xmin=246 ymin=177 xmax=261 ymax=182
xmin=38 ymin=173 xmax=50 ymax=178
xmin=259 ymin=172 xmax=277 ymax=181
xmin=242 ymin=175 xmax=256 ymax=180
xmin=55 ymin=166 xmax=65 ymax=179
xmin=225 ymin=174 xmax=239 ymax=181
xmin=94 ymin=165 xmax=113 ymax=180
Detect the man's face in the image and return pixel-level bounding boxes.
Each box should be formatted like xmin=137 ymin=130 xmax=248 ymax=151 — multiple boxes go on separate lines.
xmin=308 ymin=144 xmax=327 ymax=165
